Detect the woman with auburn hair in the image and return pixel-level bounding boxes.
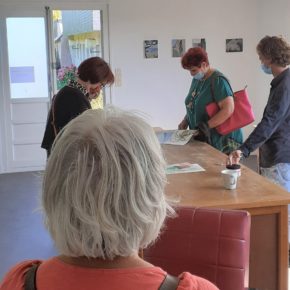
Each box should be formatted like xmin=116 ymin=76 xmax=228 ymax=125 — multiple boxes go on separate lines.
xmin=179 ymin=47 xmax=243 ymax=153
xmin=229 ymin=36 xmax=290 ymax=197
xmin=41 ymin=56 xmax=114 ymax=157
xmin=1 ymin=107 xmax=218 ymax=290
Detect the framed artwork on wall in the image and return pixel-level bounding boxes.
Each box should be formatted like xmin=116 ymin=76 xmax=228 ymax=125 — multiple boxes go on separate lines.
xmin=192 ymin=38 xmax=206 ymax=50
xmin=226 ymin=38 xmax=243 ymax=52
xmin=171 ymin=39 xmax=185 ymax=57
xmin=144 ymin=40 xmax=158 ymax=58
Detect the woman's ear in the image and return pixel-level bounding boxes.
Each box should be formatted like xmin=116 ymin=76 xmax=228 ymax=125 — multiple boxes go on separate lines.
xmin=201 ymin=62 xmax=208 ymax=70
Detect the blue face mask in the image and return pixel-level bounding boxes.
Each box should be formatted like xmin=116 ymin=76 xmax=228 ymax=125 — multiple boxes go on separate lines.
xmin=261 ymin=64 xmax=272 ymax=75
xmin=193 ymin=71 xmax=205 ymax=80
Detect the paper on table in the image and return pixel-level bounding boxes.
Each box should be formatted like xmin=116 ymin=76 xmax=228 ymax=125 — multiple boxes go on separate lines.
xmin=166 ymin=162 xmax=205 ymax=175
xmin=156 ymin=130 xmax=198 ymax=145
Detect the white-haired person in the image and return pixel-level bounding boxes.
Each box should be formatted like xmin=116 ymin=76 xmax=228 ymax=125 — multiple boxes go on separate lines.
xmin=1 ymin=107 xmax=218 ymax=290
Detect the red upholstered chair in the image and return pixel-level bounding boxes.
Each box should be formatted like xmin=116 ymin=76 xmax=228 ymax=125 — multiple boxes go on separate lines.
xmin=143 ymin=207 xmax=251 ymax=290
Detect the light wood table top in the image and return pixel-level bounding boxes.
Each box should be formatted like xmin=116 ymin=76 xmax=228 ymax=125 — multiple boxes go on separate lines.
xmin=163 ymin=141 xmax=290 ymax=210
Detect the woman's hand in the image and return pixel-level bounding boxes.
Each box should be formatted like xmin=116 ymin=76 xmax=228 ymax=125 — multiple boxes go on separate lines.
xmin=227 ymin=150 xmax=242 ymax=165
xmin=197 ymin=122 xmax=211 ymax=144
xmin=178 ymin=118 xmax=188 ymax=130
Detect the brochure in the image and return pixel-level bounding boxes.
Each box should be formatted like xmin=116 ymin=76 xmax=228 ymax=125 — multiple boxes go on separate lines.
xmin=156 ymin=130 xmax=198 ymax=145
xmin=166 ymin=162 xmax=205 ymax=175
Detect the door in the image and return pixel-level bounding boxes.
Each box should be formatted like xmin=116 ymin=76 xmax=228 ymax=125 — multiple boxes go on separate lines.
xmin=0 ymin=8 xmax=50 ymax=173
xmin=49 ymin=8 xmax=108 ymax=109
xmin=0 ymin=3 xmax=110 ymax=173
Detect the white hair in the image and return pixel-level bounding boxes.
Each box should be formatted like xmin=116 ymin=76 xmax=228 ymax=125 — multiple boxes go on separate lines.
xmin=42 ymin=106 xmax=174 ymax=259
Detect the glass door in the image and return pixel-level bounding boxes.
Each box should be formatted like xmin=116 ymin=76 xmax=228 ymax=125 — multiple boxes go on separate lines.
xmin=50 ymin=9 xmax=105 ymax=108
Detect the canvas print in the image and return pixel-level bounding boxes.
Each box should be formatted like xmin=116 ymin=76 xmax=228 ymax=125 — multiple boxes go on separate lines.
xmin=192 ymin=38 xmax=206 ymax=50
xmin=172 ymin=39 xmax=185 ymax=57
xmin=144 ymin=40 xmax=158 ymax=58
xmin=226 ymin=38 xmax=243 ymax=52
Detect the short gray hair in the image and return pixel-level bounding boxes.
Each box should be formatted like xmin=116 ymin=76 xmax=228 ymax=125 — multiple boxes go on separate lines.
xmin=42 ymin=107 xmax=173 ymax=259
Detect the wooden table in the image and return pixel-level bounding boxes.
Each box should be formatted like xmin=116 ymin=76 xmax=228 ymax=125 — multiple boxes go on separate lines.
xmin=163 ymin=141 xmax=290 ymax=290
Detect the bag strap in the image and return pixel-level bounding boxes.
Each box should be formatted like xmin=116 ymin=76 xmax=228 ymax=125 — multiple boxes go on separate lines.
xmin=50 ymin=94 xmax=58 ymax=138
xmin=210 ymin=72 xmax=235 ymax=103
xmin=158 ymin=274 xmax=180 ymax=290
xmin=24 ymin=263 xmax=40 ymax=290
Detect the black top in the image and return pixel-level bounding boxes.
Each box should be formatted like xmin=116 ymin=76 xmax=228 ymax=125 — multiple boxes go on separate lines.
xmin=41 ymin=83 xmax=91 ymax=153
xmin=239 ymin=68 xmax=290 ymax=167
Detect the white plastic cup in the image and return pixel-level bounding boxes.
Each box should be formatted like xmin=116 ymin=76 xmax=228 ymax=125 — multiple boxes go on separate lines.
xmin=221 ymin=169 xmax=238 ymax=190
xmin=229 ymin=168 xmax=241 ymax=177
xmin=226 ymin=165 xmax=241 ymax=177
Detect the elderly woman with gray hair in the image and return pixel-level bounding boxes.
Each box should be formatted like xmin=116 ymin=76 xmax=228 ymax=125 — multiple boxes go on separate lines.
xmin=1 ymin=107 xmax=218 ymax=290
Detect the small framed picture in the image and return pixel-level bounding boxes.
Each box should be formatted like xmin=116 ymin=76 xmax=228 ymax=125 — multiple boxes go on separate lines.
xmin=192 ymin=38 xmax=206 ymax=50
xmin=172 ymin=39 xmax=185 ymax=57
xmin=144 ymin=40 xmax=158 ymax=58
xmin=226 ymin=38 xmax=243 ymax=52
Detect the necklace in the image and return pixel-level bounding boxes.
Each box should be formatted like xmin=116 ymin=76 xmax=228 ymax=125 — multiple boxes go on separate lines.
xmin=68 ymin=79 xmax=88 ymax=96
xmin=186 ymin=79 xmax=206 ymax=127
xmin=186 ymin=80 xmax=205 ymax=111
xmin=191 ymin=80 xmax=205 ymax=98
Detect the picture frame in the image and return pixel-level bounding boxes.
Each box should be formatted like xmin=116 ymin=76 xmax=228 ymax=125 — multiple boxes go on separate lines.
xmin=192 ymin=38 xmax=206 ymax=50
xmin=226 ymin=38 xmax=243 ymax=52
xmin=144 ymin=40 xmax=158 ymax=58
xmin=171 ymin=39 xmax=185 ymax=57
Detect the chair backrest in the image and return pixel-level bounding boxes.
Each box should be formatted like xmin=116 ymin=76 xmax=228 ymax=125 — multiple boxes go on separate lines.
xmin=143 ymin=207 xmax=251 ymax=290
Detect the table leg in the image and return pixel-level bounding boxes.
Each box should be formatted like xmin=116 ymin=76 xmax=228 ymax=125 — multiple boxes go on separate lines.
xmin=247 ymin=206 xmax=288 ymax=290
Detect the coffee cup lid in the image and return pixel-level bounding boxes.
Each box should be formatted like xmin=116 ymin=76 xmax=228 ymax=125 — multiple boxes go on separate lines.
xmin=226 ymin=164 xmax=241 ymax=170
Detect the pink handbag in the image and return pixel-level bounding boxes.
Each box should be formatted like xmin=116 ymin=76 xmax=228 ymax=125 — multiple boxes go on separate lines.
xmin=206 ymin=76 xmax=255 ymax=135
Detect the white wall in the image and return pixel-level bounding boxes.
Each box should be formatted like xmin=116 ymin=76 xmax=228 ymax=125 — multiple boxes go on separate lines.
xmin=110 ymin=0 xmax=261 ymax=136
xmin=1 ymin=0 xmax=290 ymax=138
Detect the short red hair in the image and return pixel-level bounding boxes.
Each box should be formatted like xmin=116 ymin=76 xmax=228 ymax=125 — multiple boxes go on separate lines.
xmin=181 ymin=47 xmax=209 ymax=69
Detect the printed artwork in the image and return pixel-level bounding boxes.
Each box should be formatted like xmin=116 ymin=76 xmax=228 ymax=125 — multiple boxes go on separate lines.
xmin=144 ymin=40 xmax=158 ymax=58
xmin=192 ymin=38 xmax=206 ymax=50
xmin=142 ymin=38 xmax=245 ymax=57
xmin=226 ymin=38 xmax=243 ymax=52
xmin=172 ymin=39 xmax=185 ymax=57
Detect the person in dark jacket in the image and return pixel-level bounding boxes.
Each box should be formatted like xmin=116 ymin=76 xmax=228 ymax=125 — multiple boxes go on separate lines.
xmin=229 ymin=35 xmax=290 ymax=191
xmin=41 ymin=57 xmax=114 ymax=157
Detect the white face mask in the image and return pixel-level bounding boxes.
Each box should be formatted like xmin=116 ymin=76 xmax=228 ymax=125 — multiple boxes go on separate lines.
xmin=261 ymin=63 xmax=272 ymax=75
xmin=193 ymin=71 xmax=205 ymax=80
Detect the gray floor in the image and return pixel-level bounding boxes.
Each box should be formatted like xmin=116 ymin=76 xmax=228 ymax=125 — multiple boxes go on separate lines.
xmin=0 ymin=171 xmax=57 ymax=280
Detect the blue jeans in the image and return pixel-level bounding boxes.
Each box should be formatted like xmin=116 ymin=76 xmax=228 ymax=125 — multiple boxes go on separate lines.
xmin=260 ymin=163 xmax=290 ymax=191
xmin=260 ymin=163 xmax=290 ymax=241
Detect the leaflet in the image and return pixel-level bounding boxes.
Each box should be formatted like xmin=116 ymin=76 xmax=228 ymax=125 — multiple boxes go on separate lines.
xmin=166 ymin=162 xmax=205 ymax=175
xmin=156 ymin=130 xmax=198 ymax=145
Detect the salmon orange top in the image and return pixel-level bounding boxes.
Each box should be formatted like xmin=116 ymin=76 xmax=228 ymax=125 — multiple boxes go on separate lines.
xmin=0 ymin=257 xmax=219 ymax=290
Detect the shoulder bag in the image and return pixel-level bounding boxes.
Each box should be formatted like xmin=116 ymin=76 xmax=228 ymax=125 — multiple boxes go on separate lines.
xmin=206 ymin=74 xmax=255 ymax=135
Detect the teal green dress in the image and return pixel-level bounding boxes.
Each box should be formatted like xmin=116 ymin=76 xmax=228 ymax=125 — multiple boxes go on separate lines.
xmin=185 ymin=70 xmax=243 ymax=153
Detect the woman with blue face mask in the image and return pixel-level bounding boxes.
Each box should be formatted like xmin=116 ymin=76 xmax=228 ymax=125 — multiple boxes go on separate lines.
xmin=178 ymin=47 xmax=243 ymax=153
xmin=229 ymin=36 xmax=290 ymax=227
